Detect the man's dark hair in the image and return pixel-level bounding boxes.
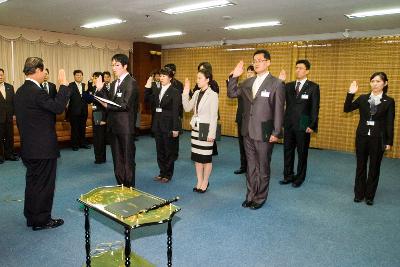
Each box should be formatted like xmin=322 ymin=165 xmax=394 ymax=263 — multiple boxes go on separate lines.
xmin=73 ymin=69 xmax=83 ymax=75
xmin=164 ymin=63 xmax=176 ymax=73
xmin=198 ymin=62 xmax=212 ymax=73
xmin=23 ymin=57 xmax=44 ymax=75
xmin=0 ymin=68 xmax=4 ymax=73
xmin=296 ymin=59 xmax=311 ymax=70
xmin=45 ymin=68 xmax=50 ymax=74
xmin=159 ymin=67 xmax=174 ymax=78
xmin=92 ymin=72 xmax=103 ymax=78
xmin=247 ymin=65 xmax=255 ymax=72
xmin=150 ymin=69 xmax=160 ymax=77
xmin=198 ymin=69 xmax=212 ymax=81
xmin=102 ymin=71 xmax=111 ymax=77
xmin=112 ymin=54 xmax=129 ymax=67
xmin=253 ymin=49 xmax=271 ymax=60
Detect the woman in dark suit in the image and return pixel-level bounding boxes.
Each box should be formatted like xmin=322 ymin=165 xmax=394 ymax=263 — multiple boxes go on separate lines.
xmin=344 ymin=72 xmax=395 ymax=206
xmin=144 ymin=67 xmax=181 ymax=183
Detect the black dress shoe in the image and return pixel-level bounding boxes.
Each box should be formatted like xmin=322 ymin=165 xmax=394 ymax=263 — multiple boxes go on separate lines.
xmin=6 ymin=155 xmax=19 ymax=161
xmin=72 ymin=147 xmax=79 ymax=151
xmin=80 ymin=145 xmax=91 ymax=149
xmin=32 ymin=218 xmax=64 ymax=231
xmin=366 ymin=199 xmax=374 ymax=206
xmin=354 ymin=197 xmax=363 ymax=203
xmin=249 ymin=202 xmax=264 ymax=210
xmin=193 ymin=187 xmax=199 ymax=192
xmin=159 ymin=177 xmax=170 ymax=183
xmin=0 ymin=159 xmax=4 ymax=164
xmin=292 ymin=180 xmax=303 ymax=188
xmin=94 ymin=160 xmax=106 ymax=164
xmin=234 ymin=168 xmax=246 ymax=174
xmin=242 ymin=200 xmax=252 ymax=208
xmin=279 ymin=179 xmax=293 ymax=185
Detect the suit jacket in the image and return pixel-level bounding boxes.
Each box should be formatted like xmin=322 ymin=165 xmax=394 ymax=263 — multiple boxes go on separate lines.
xmin=67 ymin=82 xmax=87 ymax=117
xmin=284 ymin=80 xmax=320 ymax=132
xmin=42 ymin=82 xmax=57 ymax=99
xmin=227 ymin=73 xmax=285 ymax=141
xmin=144 ymin=84 xmax=181 ymax=133
xmin=96 ymin=74 xmax=138 ymax=134
xmin=0 ymin=82 xmax=14 ymax=123
xmin=14 ymin=80 xmax=71 ymax=159
xmin=344 ymin=93 xmax=395 ymax=146
xmin=182 ymin=88 xmax=219 ymax=139
xmin=191 ymin=80 xmax=220 ymax=96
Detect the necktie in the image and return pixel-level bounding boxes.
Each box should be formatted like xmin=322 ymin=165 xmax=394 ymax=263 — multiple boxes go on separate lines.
xmin=115 ymin=79 xmax=120 ymax=96
xmin=295 ymin=81 xmax=301 ymax=95
xmin=0 ymin=83 xmax=5 ymax=100
xmin=44 ymin=82 xmax=49 ymax=94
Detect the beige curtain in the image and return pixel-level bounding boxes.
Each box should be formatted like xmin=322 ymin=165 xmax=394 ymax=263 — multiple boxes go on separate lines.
xmin=0 ymin=37 xmax=13 ymax=84
xmin=12 ymin=37 xmax=128 ymax=89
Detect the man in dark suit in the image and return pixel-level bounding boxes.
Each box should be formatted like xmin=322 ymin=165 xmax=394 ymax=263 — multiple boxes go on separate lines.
xmin=95 ymin=54 xmax=138 ymax=187
xmin=233 ymin=65 xmax=256 ymax=174
xmin=0 ymin=68 xmax=19 ymax=163
xmin=164 ymin=63 xmax=184 ymax=117
xmin=14 ymin=57 xmax=71 ymax=230
xmin=144 ymin=67 xmax=181 ymax=183
xmin=227 ymin=50 xmax=285 ymax=210
xmin=42 ymin=68 xmax=57 ymax=99
xmin=280 ymin=60 xmax=320 ymax=188
xmin=67 ymin=69 xmax=90 ymax=151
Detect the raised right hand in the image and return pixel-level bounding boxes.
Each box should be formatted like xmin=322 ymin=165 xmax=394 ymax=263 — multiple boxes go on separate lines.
xmin=145 ymin=76 xmax=153 ymax=88
xmin=232 ymin=60 xmax=244 ymax=78
xmin=183 ymin=78 xmax=190 ymax=95
xmin=95 ymin=75 xmax=104 ymax=91
xmin=57 ymin=69 xmax=68 ymax=86
xmin=348 ymin=81 xmax=358 ymax=94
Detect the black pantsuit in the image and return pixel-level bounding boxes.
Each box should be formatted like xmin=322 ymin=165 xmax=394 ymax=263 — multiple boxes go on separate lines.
xmin=155 ymin=132 xmax=179 ymax=179
xmin=67 ymin=82 xmax=88 ymax=148
xmin=70 ymin=114 xmax=87 ymax=147
xmin=23 ymin=158 xmax=57 ymax=225
xmin=93 ymin=124 xmax=107 ymax=162
xmin=344 ymin=92 xmax=395 ymax=201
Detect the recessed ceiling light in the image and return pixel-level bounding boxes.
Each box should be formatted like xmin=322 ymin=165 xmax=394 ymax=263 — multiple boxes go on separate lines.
xmin=0 ymin=0 xmax=9 ymax=4
xmin=345 ymin=8 xmax=400 ymax=18
xmin=224 ymin=21 xmax=282 ymax=30
xmin=144 ymin=31 xmax=184 ymax=38
xmin=81 ymin=18 xmax=126 ymax=29
xmin=161 ymin=0 xmax=235 ymax=15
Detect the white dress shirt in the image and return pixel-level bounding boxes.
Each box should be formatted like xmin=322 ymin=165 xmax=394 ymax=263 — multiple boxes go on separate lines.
xmin=252 ymin=72 xmax=269 ymax=98
xmin=159 ymin=83 xmax=170 ymax=101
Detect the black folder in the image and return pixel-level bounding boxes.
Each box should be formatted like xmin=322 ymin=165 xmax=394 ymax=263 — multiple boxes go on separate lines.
xmin=261 ymin=120 xmax=274 ymax=142
xmin=104 ymin=195 xmax=163 ymax=218
xmin=198 ymin=123 xmax=221 ymax=141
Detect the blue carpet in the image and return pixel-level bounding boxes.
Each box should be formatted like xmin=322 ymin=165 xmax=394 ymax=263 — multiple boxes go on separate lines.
xmin=1 ymin=133 xmax=399 ymax=267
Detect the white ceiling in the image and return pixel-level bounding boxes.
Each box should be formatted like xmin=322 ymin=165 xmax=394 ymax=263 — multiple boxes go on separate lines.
xmin=0 ymin=0 xmax=400 ymax=46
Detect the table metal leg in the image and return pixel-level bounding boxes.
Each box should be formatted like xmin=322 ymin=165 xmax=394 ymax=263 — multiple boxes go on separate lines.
xmin=84 ymin=206 xmax=91 ymax=267
xmin=167 ymin=220 xmax=172 ymax=267
xmin=124 ymin=227 xmax=131 ymax=267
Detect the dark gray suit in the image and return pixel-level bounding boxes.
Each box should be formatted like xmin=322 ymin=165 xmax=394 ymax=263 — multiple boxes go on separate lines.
xmin=228 ymin=73 xmax=285 ymax=204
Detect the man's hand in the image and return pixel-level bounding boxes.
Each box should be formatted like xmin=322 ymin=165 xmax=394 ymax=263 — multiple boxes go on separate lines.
xmin=145 ymin=76 xmax=153 ymax=88
xmin=172 ymin=131 xmax=179 ymax=138
xmin=348 ymin=81 xmax=358 ymax=94
xmin=232 ymin=60 xmax=244 ymax=78
xmin=183 ymin=78 xmax=190 ymax=95
xmin=305 ymin=127 xmax=314 ymax=133
xmin=207 ymin=137 xmax=215 ymax=142
xmin=57 ymin=69 xmax=68 ymax=86
xmin=269 ymin=135 xmax=279 ymax=143
xmin=95 ymin=75 xmax=104 ymax=91
xmin=278 ymin=69 xmax=287 ymax=81
xmin=385 ymin=145 xmax=391 ymax=151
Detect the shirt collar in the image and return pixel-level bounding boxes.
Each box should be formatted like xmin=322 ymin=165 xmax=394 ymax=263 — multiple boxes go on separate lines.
xmin=296 ymin=78 xmax=307 ymax=84
xmin=256 ymin=71 xmax=269 ymax=79
xmin=26 ymin=78 xmax=41 ymax=88
xmin=118 ymin=72 xmax=129 ymax=83
xmin=370 ymin=92 xmax=383 ymax=98
xmin=161 ymin=83 xmax=170 ymax=90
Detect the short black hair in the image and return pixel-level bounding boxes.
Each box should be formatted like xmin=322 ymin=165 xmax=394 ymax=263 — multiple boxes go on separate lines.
xmin=45 ymin=68 xmax=49 ymax=74
xmin=296 ymin=59 xmax=311 ymax=70
xmin=247 ymin=65 xmax=255 ymax=72
xmin=102 ymin=71 xmax=111 ymax=77
xmin=73 ymin=69 xmax=83 ymax=75
xmin=159 ymin=67 xmax=174 ymax=78
xmin=23 ymin=57 xmax=44 ymax=75
xmin=198 ymin=62 xmax=212 ymax=73
xmin=198 ymin=69 xmax=212 ymax=81
xmin=164 ymin=63 xmax=176 ymax=73
xmin=92 ymin=72 xmax=103 ymax=78
xmin=0 ymin=68 xmax=4 ymax=73
xmin=112 ymin=54 xmax=129 ymax=67
xmin=253 ymin=49 xmax=271 ymax=60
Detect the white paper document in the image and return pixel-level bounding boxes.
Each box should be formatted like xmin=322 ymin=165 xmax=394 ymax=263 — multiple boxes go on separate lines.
xmin=94 ymin=95 xmax=121 ymax=107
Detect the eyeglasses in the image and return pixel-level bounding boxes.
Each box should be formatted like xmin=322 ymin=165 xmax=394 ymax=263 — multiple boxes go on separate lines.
xmin=252 ymin=59 xmax=268 ymax=64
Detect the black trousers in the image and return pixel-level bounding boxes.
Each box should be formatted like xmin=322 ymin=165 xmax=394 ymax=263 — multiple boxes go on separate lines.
xmin=154 ymin=132 xmax=179 ymax=180
xmin=283 ymin=127 xmax=311 ymax=182
xmin=93 ymin=124 xmax=107 ymax=162
xmin=70 ymin=114 xmax=87 ymax=148
xmin=22 ymin=158 xmax=57 ymax=225
xmin=0 ymin=120 xmax=14 ymax=159
xmin=354 ymin=135 xmax=385 ymax=200
xmin=237 ymin=122 xmax=247 ymax=170
xmin=110 ymin=133 xmax=136 ymax=187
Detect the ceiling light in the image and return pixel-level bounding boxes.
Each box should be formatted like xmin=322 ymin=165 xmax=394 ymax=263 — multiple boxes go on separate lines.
xmin=161 ymin=0 xmax=235 ymax=15
xmin=145 ymin=31 xmax=184 ymax=38
xmin=345 ymin=8 xmax=400 ymax=18
xmin=81 ymin=18 xmax=126 ymax=29
xmin=0 ymin=0 xmax=9 ymax=4
xmin=224 ymin=21 xmax=281 ymax=30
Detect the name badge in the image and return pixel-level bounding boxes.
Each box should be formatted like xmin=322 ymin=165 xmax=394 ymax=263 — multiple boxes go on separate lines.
xmin=301 ymin=94 xmax=309 ymax=99
xmin=116 ymin=92 xmax=122 ymax=97
xmin=156 ymin=107 xmax=162 ymax=113
xmin=261 ymin=91 xmax=270 ymax=97
xmin=366 ymin=121 xmax=375 ymax=126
